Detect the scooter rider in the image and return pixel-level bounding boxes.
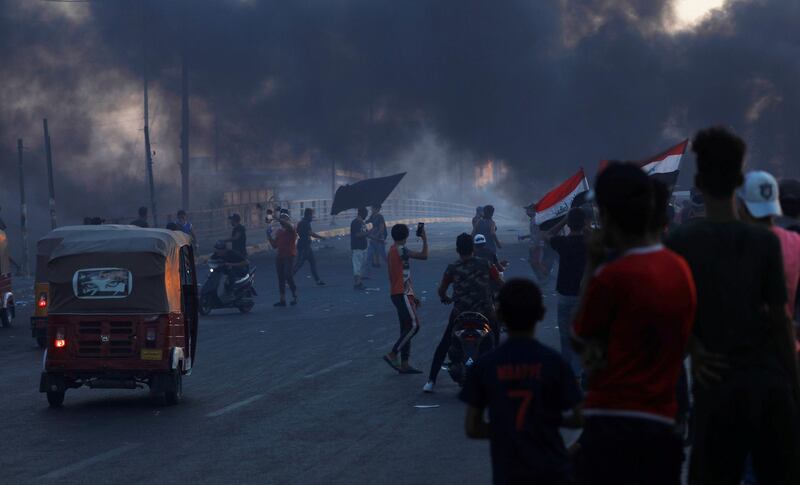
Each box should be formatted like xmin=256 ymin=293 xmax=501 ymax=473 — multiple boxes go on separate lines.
xmin=209 ymin=240 xmax=250 ymax=300
xmin=423 ymin=233 xmax=502 ymax=393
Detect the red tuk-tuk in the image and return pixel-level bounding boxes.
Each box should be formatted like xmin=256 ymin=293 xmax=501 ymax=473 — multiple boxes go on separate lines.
xmin=39 ymin=226 xmax=199 ymax=407
xmin=0 ymin=229 xmax=15 ymax=328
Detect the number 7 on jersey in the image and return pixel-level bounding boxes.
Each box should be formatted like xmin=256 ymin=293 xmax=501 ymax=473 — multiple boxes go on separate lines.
xmin=508 ymin=390 xmax=534 ymax=431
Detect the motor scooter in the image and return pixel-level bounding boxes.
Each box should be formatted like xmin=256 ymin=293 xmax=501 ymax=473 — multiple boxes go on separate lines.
xmin=199 ymin=260 xmax=256 ymax=315
xmin=446 ymin=311 xmax=494 ymax=386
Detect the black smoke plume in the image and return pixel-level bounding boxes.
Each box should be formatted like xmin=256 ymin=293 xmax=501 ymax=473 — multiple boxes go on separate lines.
xmin=1 ymin=0 xmax=798 ymax=235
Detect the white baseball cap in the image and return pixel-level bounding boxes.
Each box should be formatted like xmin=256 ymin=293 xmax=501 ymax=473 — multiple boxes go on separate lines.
xmin=739 ymin=170 xmax=782 ymax=218
xmin=473 ymin=234 xmax=487 ymax=245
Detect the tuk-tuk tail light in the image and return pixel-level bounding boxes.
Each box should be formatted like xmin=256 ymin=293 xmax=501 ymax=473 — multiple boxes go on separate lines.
xmin=54 ymin=327 xmax=66 ymax=349
xmin=37 ymin=293 xmax=48 ymax=309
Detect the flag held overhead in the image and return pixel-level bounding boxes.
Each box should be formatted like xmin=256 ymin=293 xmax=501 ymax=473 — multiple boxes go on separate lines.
xmin=533 ymin=168 xmax=590 ymax=230
xmin=330 ymin=172 xmax=406 ymax=215
xmin=599 ymin=139 xmax=688 ymax=189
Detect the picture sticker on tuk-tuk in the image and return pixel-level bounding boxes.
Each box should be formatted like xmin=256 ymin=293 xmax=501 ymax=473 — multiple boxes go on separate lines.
xmin=72 ymin=268 xmax=133 ymax=299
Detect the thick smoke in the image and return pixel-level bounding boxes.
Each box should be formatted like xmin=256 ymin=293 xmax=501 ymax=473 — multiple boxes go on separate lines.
xmin=1 ymin=0 xmax=799 ymax=235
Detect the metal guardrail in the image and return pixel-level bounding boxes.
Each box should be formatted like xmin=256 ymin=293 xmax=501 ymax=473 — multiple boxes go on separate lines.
xmin=188 ymin=198 xmax=487 ymax=245
xmin=102 ymin=198 xmax=512 ymax=252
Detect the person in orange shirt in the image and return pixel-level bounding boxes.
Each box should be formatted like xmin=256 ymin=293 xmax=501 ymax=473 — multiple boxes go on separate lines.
xmin=383 ymin=223 xmax=428 ymax=374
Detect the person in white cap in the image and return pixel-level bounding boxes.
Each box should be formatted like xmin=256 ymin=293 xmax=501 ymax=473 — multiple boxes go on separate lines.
xmin=473 ymin=233 xmax=495 ymax=264
xmin=738 ymin=170 xmax=800 ymax=323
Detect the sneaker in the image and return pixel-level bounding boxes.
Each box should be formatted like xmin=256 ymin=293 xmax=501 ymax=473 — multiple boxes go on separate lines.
xmin=399 ymin=366 xmax=423 ymax=375
xmin=422 ymin=381 xmax=435 ymax=393
xmin=273 ymin=301 xmax=287 ymax=307
xmin=354 ymin=283 xmax=366 ymax=291
xmin=316 ymin=280 xmax=326 ymax=286
xmin=290 ymin=297 xmax=298 ymax=306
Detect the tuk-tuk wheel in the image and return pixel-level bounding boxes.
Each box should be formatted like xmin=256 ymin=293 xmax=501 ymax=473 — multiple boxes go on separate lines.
xmin=47 ymin=391 xmax=65 ymax=408
xmin=199 ymin=297 xmax=212 ymax=316
xmin=165 ymin=372 xmax=183 ymax=406
xmin=238 ymin=302 xmax=254 ymax=313
xmin=150 ymin=371 xmax=182 ymax=406
xmin=0 ymin=307 xmax=12 ymax=328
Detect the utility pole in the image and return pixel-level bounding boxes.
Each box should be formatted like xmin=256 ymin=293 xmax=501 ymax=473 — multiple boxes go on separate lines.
xmin=368 ymin=102 xmax=374 ymax=178
xmin=330 ymin=159 xmax=336 ymax=226
xmin=459 ymin=159 xmax=464 ymax=194
xmin=141 ymin=0 xmax=157 ymax=226
xmin=180 ymin=27 xmax=190 ymax=210
xmin=16 ymin=139 xmax=29 ymax=277
xmin=42 ymin=118 xmax=57 ymax=229
xmin=213 ymin=111 xmax=220 ymax=172
xmin=144 ymin=126 xmax=158 ymax=227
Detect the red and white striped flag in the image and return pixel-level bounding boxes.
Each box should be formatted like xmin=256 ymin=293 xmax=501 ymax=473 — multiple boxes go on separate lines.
xmin=534 ymin=168 xmax=590 ymax=228
xmin=599 ymin=139 xmax=688 ymax=189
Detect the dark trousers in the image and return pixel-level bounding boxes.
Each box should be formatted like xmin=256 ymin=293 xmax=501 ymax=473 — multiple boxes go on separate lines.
xmin=428 ymin=309 xmax=497 ymax=383
xmin=293 ymin=245 xmax=320 ymax=282
xmin=689 ymin=371 xmax=800 ymax=485
xmin=276 ymin=256 xmax=296 ymax=297
xmin=391 ymin=294 xmax=419 ymax=361
xmin=576 ymin=416 xmax=683 ymax=485
xmin=428 ymin=310 xmax=458 ymax=383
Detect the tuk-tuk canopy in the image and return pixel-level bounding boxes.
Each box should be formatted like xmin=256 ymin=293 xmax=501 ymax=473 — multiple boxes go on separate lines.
xmin=0 ymin=230 xmax=9 ymax=275
xmin=46 ymin=225 xmax=192 ymax=315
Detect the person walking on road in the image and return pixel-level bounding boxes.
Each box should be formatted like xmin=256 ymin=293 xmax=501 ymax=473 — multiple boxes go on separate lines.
xmin=293 ymin=208 xmax=325 ymax=286
xmin=363 ymin=205 xmax=388 ymax=277
xmin=460 ymin=278 xmax=583 ymax=485
xmin=227 ymin=213 xmax=247 ymax=257
xmin=268 ymin=212 xmax=298 ymax=307
xmin=472 ymin=204 xmax=502 ymax=261
xmin=666 ymin=128 xmax=800 ymax=485
xmin=351 ymin=208 xmax=369 ymax=290
xmin=383 ymin=223 xmax=428 ymax=374
xmin=472 ymin=206 xmax=483 ymax=232
xmin=573 ymin=163 xmax=696 ymax=485
xmin=423 ymin=233 xmax=501 ymax=393
xmin=176 ymin=209 xmax=198 ymax=252
xmin=130 ymin=206 xmax=149 ymax=228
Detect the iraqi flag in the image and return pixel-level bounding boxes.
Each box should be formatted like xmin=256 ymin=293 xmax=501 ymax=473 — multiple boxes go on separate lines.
xmin=599 ymin=139 xmax=688 ymax=189
xmin=533 ymin=169 xmax=590 ymax=230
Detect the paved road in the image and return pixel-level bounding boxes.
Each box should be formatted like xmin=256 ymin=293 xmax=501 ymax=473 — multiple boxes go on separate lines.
xmin=0 ymin=222 xmax=570 ymax=485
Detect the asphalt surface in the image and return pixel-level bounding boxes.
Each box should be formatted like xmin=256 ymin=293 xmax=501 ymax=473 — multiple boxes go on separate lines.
xmin=0 ymin=222 xmax=572 ymax=485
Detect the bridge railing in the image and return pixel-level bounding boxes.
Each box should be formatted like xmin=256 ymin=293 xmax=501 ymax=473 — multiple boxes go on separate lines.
xmin=188 ymin=198 xmax=482 ymax=245
xmin=100 ymin=198 xmax=512 ymax=252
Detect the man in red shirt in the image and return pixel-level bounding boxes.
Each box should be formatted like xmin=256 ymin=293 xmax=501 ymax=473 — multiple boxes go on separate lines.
xmin=383 ymin=223 xmax=428 ymax=374
xmin=267 ymin=212 xmax=298 ymax=307
xmin=573 ymin=163 xmax=696 ymax=485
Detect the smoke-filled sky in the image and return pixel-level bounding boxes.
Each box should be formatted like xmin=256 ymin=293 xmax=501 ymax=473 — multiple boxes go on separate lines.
xmin=1 ymin=0 xmax=798 ymax=231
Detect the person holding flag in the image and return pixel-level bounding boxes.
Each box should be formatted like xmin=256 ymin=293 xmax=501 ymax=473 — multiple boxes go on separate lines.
xmin=527 ymin=169 xmax=591 ymax=284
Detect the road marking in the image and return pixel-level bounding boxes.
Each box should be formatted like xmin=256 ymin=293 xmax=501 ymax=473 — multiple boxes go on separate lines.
xmin=304 ymin=360 xmax=352 ymax=379
xmin=40 ymin=443 xmax=142 ymax=480
xmin=206 ymin=394 xmax=264 ymax=418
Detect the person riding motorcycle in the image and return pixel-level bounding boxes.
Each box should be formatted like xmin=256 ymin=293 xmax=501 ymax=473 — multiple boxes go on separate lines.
xmin=423 ymin=233 xmax=502 ymax=393
xmin=209 ymin=240 xmax=250 ymax=300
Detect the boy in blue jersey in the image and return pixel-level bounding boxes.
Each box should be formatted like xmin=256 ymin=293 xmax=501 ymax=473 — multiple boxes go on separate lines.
xmin=460 ymin=278 xmax=582 ymax=485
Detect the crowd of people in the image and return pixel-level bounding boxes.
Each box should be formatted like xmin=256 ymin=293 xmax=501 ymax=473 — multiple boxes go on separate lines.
xmin=112 ymin=124 xmax=800 ymax=484
xmin=459 ymin=126 xmax=800 ymax=485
